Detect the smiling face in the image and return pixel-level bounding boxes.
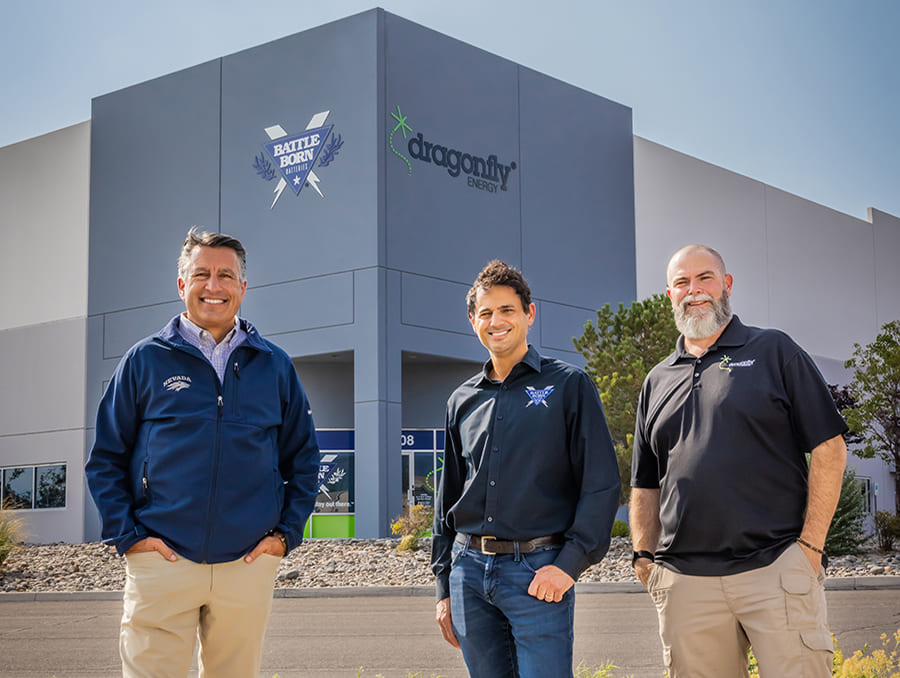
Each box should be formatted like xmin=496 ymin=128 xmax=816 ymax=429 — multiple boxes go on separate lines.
xmin=666 ymin=246 xmax=733 ymax=340
xmin=177 ymin=245 xmax=247 ymax=343
xmin=469 ymin=284 xmax=535 ymax=364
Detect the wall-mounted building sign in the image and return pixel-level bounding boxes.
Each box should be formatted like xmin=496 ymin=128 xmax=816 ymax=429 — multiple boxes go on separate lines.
xmin=253 ymin=110 xmax=344 ymax=209
xmin=389 ymin=105 xmax=517 ymax=194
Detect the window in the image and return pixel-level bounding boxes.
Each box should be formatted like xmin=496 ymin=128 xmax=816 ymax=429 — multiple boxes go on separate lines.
xmin=36 ymin=465 xmax=67 ymax=509
xmin=1 ymin=464 xmax=66 ymax=510
xmin=858 ymin=476 xmax=874 ymax=514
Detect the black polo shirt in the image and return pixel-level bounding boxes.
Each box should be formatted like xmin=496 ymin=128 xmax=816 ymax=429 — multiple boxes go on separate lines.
xmin=632 ymin=316 xmax=847 ymax=576
xmin=431 ymin=346 xmax=620 ymax=601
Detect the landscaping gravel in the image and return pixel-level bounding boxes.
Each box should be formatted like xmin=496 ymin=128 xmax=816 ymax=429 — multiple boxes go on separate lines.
xmin=2 ymin=537 xmax=898 ymax=593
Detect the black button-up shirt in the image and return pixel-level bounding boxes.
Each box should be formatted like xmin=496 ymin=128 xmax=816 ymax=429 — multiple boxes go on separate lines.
xmin=431 ymin=346 xmax=620 ymax=600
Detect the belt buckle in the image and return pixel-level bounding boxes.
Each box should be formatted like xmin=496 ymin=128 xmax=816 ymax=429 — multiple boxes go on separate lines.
xmin=480 ymin=536 xmax=497 ymax=555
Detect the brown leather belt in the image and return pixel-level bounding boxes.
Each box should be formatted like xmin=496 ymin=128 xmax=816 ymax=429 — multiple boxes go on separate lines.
xmin=456 ymin=533 xmax=564 ymax=555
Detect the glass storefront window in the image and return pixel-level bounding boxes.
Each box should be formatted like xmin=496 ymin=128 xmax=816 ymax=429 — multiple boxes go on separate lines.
xmin=315 ymin=452 xmax=355 ymax=513
xmin=3 ymin=467 xmax=34 ymax=509
xmin=413 ymin=452 xmax=436 ymax=507
xmin=1 ymin=464 xmax=67 ymax=510
xmin=36 ymin=465 xmax=67 ymax=509
xmin=401 ymin=430 xmax=444 ymax=509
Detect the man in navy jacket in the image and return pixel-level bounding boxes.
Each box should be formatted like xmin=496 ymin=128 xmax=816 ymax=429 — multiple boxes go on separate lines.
xmin=86 ymin=228 xmax=320 ymax=678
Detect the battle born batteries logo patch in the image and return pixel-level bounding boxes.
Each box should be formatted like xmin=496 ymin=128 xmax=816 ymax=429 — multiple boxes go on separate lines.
xmin=253 ymin=110 xmax=344 ymax=209
xmin=525 ymin=386 xmax=555 ymax=408
xmin=389 ymin=105 xmax=517 ymax=194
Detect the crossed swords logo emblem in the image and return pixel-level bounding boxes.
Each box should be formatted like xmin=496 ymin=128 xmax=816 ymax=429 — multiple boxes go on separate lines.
xmin=252 ymin=110 xmax=344 ymax=209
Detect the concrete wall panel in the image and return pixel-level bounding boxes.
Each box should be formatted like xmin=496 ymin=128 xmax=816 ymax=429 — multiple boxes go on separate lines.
xmin=220 ymin=10 xmax=381 ymax=284
xmin=538 ymin=302 xmax=592 ymax=358
xmin=240 ymin=272 xmax=355 ymax=337
xmin=384 ymin=13 xmax=522 ymax=283
xmin=765 ymin=187 xmax=876 ymax=359
xmin=634 ymin=137 xmax=769 ymax=325
xmin=0 ymin=318 xmax=86 ymax=435
xmin=519 ymin=68 xmax=635 ymax=311
xmin=0 ymin=429 xmax=87 ymax=543
xmin=293 ymin=360 xmax=354 ymax=429
xmin=102 ymin=301 xmax=183 ymax=360
xmin=871 ymin=209 xmax=900 ymax=328
xmin=402 ymin=359 xmax=480 ymax=427
xmin=0 ymin=123 xmax=90 ymax=330
xmin=89 ymin=60 xmax=221 ymax=315
xmin=400 ymin=273 xmax=471 ymax=336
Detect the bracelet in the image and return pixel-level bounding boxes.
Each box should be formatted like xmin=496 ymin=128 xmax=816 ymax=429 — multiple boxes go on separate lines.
xmin=796 ymin=537 xmax=825 ymax=555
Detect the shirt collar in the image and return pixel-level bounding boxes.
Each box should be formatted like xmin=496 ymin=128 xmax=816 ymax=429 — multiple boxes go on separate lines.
xmin=478 ymin=345 xmax=542 ymax=384
xmin=668 ymin=315 xmax=749 ymax=364
xmin=178 ymin=313 xmax=240 ymax=346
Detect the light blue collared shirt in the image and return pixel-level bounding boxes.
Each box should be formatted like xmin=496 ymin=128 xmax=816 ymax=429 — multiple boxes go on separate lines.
xmin=176 ymin=314 xmax=247 ymax=383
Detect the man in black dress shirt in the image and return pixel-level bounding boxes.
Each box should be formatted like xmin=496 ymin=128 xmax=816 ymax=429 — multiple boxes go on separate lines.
xmin=431 ymin=260 xmax=620 ymax=678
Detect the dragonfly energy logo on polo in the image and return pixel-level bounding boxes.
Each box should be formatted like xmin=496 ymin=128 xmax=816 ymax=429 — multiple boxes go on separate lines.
xmin=389 ymin=105 xmax=518 ymax=194
xmin=252 ymin=110 xmax=344 ymax=209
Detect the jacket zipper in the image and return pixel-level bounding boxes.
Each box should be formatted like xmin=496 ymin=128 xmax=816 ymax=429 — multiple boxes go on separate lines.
xmin=201 ymin=392 xmax=225 ymax=562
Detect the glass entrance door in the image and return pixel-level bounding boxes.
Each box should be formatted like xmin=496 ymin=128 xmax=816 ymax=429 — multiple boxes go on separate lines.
xmin=401 ymin=429 xmax=444 ymax=510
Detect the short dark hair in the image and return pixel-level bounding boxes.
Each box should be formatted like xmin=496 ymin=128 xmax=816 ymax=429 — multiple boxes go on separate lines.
xmin=466 ymin=260 xmax=532 ymax=315
xmin=178 ymin=227 xmax=247 ymax=282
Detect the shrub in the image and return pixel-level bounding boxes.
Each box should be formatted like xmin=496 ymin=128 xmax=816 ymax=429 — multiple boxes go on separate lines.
xmin=390 ymin=504 xmax=434 ymax=552
xmin=874 ymin=510 xmax=900 ymax=552
xmin=825 ymin=467 xmax=870 ymax=556
xmin=0 ymin=497 xmax=28 ymax=568
xmin=748 ymin=630 xmax=900 ymax=677
xmin=611 ymin=519 xmax=630 ymax=538
xmin=834 ymin=629 xmax=900 ymax=677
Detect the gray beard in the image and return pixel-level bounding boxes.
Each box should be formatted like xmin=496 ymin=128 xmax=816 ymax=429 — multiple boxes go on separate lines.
xmin=674 ymin=292 xmax=733 ymax=339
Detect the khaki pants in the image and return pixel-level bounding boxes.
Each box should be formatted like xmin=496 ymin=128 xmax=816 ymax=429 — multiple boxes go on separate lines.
xmin=647 ymin=543 xmax=833 ymax=678
xmin=121 ymin=552 xmax=281 ymax=678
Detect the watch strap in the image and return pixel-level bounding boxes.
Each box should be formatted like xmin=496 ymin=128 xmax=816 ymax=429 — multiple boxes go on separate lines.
xmin=632 ymin=550 xmax=655 ymax=567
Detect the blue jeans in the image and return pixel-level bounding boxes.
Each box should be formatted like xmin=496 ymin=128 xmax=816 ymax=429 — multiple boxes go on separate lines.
xmin=449 ymin=538 xmax=575 ymax=678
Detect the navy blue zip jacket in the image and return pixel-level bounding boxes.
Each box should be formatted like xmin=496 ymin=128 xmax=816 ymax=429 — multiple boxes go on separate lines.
xmin=86 ymin=316 xmax=320 ymax=563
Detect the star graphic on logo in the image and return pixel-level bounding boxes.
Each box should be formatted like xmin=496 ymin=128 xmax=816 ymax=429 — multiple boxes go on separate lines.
xmin=293 ymin=176 xmax=302 ymax=186
xmin=391 ymin=106 xmax=412 ymax=138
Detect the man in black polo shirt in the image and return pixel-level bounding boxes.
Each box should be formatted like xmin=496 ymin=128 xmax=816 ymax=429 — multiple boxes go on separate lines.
xmin=431 ymin=260 xmax=620 ymax=678
xmin=630 ymin=244 xmax=848 ymax=678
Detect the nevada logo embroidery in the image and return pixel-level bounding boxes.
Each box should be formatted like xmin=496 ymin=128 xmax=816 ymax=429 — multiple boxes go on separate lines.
xmin=525 ymin=385 xmax=555 ymax=408
xmin=163 ymin=376 xmax=192 ymax=392
xmin=253 ymin=110 xmax=344 ymax=209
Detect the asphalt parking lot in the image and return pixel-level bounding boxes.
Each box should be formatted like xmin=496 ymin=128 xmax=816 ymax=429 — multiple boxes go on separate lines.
xmin=2 ymin=580 xmax=899 ymax=677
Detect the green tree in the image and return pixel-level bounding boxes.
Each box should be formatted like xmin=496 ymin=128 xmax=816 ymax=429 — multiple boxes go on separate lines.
xmin=573 ymin=293 xmax=680 ymax=504
xmin=843 ymin=319 xmax=900 ymax=515
xmin=824 ymin=466 xmax=869 ymax=556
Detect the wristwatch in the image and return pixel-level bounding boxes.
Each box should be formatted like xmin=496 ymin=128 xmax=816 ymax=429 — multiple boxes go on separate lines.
xmin=267 ymin=529 xmax=287 ymax=555
xmin=631 ymin=550 xmax=655 ymax=567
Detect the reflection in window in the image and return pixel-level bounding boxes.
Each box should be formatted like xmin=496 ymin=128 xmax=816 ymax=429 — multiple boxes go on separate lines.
xmin=1 ymin=464 xmax=67 ymax=510
xmin=3 ymin=467 xmax=33 ymax=509
xmin=413 ymin=452 xmax=437 ymax=508
xmin=36 ymin=465 xmax=66 ymax=509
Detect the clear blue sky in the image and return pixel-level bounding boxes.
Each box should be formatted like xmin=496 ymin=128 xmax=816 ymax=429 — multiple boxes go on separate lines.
xmin=3 ymin=1 xmax=898 ymax=220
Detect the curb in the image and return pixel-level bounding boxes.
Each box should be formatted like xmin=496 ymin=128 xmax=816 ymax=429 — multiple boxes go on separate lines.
xmin=2 ymin=576 xmax=899 ymax=602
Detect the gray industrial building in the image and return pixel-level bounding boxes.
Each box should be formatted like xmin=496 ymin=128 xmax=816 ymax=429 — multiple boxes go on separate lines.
xmin=1 ymin=9 xmax=897 ymax=544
